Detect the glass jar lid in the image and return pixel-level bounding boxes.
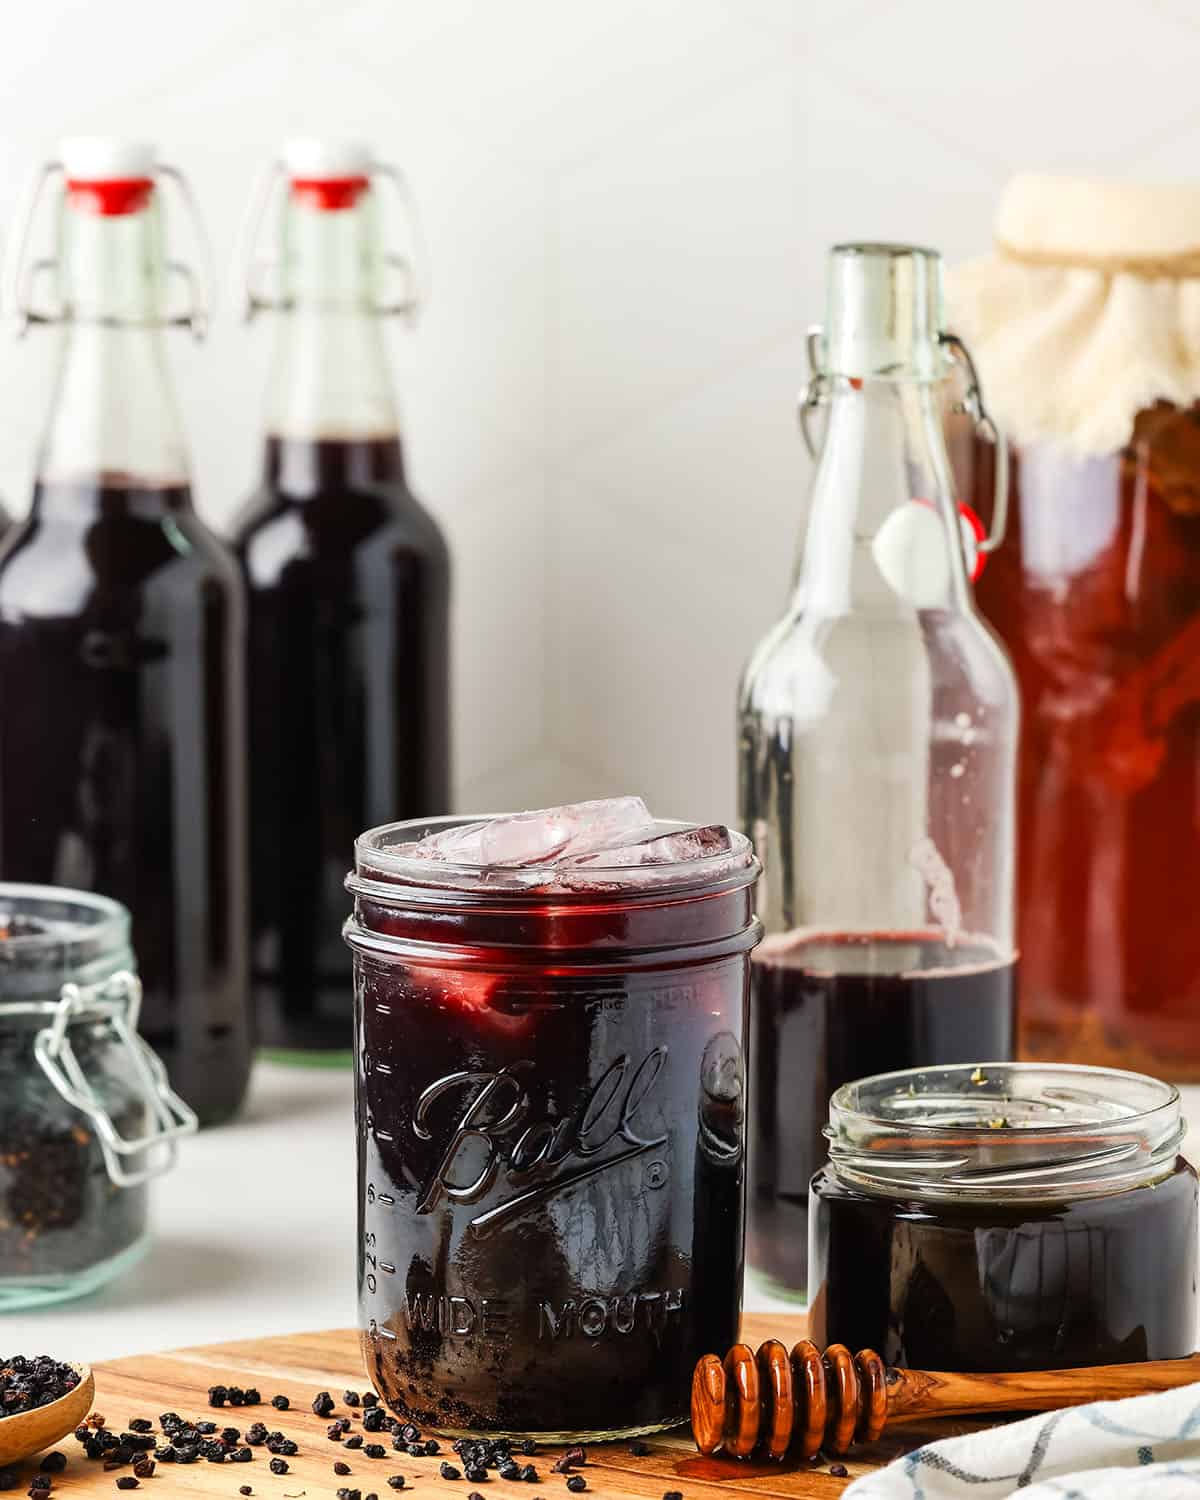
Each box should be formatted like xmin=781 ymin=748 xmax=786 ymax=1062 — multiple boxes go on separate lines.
xmin=0 ymin=884 xmax=131 ymax=997
xmin=827 ymin=1061 xmax=1184 ymax=1203
xmin=351 ymin=814 xmax=757 ymax=898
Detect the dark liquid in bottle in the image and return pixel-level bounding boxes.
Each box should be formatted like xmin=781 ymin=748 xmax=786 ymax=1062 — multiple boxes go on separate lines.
xmin=0 ymin=477 xmax=251 ymax=1125
xmin=810 ymin=1157 xmax=1198 ymax=1369
xmin=356 ymin=930 xmax=746 ymax=1435
xmin=232 ymin=436 xmax=450 ymax=1056
xmin=748 ymin=931 xmax=1015 ymax=1298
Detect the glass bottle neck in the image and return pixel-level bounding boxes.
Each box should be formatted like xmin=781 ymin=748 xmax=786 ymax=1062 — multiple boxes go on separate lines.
xmin=263 ymin=191 xmax=400 ymax=448
xmin=793 ymin=376 xmax=971 ymax=617
xmin=36 ymin=197 xmax=189 ymax=504
xmin=263 ymin=432 xmax=406 ymax=494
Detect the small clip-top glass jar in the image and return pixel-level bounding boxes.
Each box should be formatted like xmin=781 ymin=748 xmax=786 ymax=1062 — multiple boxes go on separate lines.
xmin=0 ymin=884 xmax=196 ymax=1308
xmin=345 ymin=810 xmax=762 ymax=1440
xmin=809 ymin=1062 xmax=1198 ymax=1371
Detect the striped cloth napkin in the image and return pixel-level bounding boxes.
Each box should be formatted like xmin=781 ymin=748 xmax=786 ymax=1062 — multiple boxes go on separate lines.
xmin=845 ymin=1381 xmax=1200 ymax=1499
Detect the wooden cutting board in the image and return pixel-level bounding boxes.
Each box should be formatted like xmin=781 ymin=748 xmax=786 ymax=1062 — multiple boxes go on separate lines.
xmin=17 ymin=1317 xmax=993 ymax=1500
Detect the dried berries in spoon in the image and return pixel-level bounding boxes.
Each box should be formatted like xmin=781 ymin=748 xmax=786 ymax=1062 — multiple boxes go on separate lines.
xmin=0 ymin=1357 xmax=81 ymax=1416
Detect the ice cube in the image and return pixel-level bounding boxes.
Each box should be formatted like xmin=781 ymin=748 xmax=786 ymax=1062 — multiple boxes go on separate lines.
xmin=564 ymin=824 xmax=733 ymax=867
xmin=411 ymin=820 xmax=490 ymax=860
xmin=481 ymin=796 xmax=655 ymax=866
xmin=479 ymin=810 xmax=571 ymax=866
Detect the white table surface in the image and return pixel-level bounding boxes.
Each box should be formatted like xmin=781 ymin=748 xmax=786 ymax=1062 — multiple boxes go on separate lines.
xmin=14 ymin=1065 xmax=1200 ymax=1362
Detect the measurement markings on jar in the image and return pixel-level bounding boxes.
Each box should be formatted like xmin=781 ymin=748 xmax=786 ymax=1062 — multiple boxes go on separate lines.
xmin=366 ymin=1184 xmax=395 ymax=1206
xmin=367 ymin=1319 xmax=398 ymax=1342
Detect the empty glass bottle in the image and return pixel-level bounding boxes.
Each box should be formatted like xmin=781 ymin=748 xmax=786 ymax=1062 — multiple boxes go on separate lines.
xmin=738 ymin=243 xmax=1019 ymax=1304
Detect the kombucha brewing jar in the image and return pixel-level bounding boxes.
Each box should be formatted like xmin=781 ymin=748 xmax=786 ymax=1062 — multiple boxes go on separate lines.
xmin=738 ymin=244 xmax=1020 ymax=1305
xmin=0 ymin=139 xmax=252 ymax=1125
xmin=232 ymin=140 xmax=450 ymax=1065
xmin=949 ymin=177 xmax=1200 ymax=1079
xmin=345 ymin=815 xmax=762 ymax=1440
xmin=810 ymin=1062 xmax=1198 ymax=1371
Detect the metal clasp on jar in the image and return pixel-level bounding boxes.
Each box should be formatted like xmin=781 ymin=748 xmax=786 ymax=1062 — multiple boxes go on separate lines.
xmin=33 ymin=970 xmax=198 ymax=1188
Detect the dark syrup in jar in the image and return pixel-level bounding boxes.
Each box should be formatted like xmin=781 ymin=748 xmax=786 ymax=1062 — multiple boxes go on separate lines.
xmin=810 ymin=1157 xmax=1198 ymax=1369
xmin=355 ymin=903 xmax=748 ymax=1436
xmin=233 ymin=436 xmax=450 ymax=1055
xmin=0 ymin=476 xmax=250 ymax=1124
xmin=748 ymin=931 xmax=1015 ymax=1297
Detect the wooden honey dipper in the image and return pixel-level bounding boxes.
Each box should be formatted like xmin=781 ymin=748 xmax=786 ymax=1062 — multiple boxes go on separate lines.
xmin=691 ymin=1340 xmax=1200 ymax=1462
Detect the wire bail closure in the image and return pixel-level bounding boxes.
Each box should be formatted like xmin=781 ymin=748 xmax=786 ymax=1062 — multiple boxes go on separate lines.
xmin=33 ymin=970 xmax=198 ymax=1189
xmin=5 ymin=158 xmax=214 ymax=341
xmin=237 ymin=158 xmax=428 ymax=323
xmin=796 ymin=324 xmax=1010 ymax=558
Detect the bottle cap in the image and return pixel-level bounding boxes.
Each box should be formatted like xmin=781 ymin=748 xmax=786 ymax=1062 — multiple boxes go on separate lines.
xmin=282 ymin=139 xmax=372 ymax=211
xmin=823 ymin=242 xmax=945 ymax=380
xmin=60 ymin=137 xmax=156 ymax=216
xmin=282 ymin=139 xmax=371 ymax=179
xmin=60 ymin=137 xmax=156 ymax=181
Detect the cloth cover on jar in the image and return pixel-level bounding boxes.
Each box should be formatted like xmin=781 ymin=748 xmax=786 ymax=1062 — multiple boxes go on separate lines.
xmin=947 ymin=174 xmax=1200 ymax=455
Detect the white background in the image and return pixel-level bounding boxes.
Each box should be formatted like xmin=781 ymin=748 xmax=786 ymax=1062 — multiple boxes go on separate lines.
xmin=2 ymin=0 xmax=1199 ymax=825
xmin=8 ymin=0 xmax=1200 ymax=1355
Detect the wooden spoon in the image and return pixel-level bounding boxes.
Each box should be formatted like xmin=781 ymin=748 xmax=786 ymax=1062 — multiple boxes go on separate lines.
xmin=0 ymin=1364 xmax=95 ymax=1466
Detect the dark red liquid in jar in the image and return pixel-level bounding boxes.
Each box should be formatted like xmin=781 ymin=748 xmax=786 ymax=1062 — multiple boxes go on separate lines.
xmin=810 ymin=1157 xmax=1198 ymax=1369
xmin=232 ymin=437 xmax=450 ymax=1054
xmin=964 ymin=405 xmax=1200 ymax=1075
xmin=0 ymin=477 xmax=251 ymax=1124
xmin=349 ymin=837 xmax=759 ymax=1438
xmin=748 ymin=932 xmax=1015 ymax=1299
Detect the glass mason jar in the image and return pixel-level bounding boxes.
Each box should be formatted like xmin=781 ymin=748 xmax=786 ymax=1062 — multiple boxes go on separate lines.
xmin=739 ymin=243 xmax=1019 ymax=1306
xmin=344 ymin=816 xmax=762 ymax=1440
xmin=810 ymin=1062 xmax=1198 ymax=1370
xmin=948 ymin=176 xmax=1200 ymax=1078
xmin=0 ymin=884 xmax=196 ymax=1308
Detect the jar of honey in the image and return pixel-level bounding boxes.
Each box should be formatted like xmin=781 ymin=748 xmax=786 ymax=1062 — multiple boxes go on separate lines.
xmin=809 ymin=1061 xmax=1198 ymax=1370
